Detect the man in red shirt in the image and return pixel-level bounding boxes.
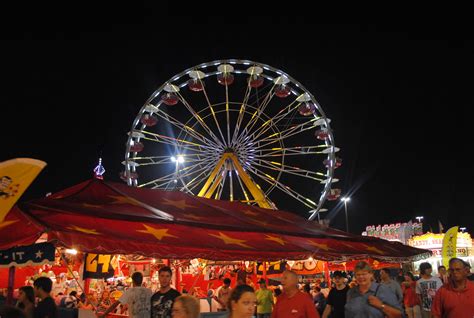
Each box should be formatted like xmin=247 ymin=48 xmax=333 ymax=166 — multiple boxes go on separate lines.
xmin=272 ymin=270 xmax=319 ymax=318
xmin=432 ymin=258 xmax=474 ymax=318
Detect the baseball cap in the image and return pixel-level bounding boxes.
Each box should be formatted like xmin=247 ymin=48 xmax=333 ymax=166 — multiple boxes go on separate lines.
xmin=333 ymin=271 xmax=346 ymax=278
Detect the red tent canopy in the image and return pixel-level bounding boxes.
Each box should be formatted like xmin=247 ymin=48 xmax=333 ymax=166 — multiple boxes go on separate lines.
xmin=1 ymin=179 xmax=430 ymax=262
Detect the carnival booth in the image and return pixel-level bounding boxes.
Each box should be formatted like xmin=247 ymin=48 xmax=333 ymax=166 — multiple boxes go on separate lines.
xmin=408 ymin=231 xmax=473 ymax=274
xmin=1 ymin=179 xmax=431 ymax=314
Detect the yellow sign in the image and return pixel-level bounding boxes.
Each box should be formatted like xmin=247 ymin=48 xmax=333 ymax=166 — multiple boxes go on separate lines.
xmin=442 ymin=226 xmax=459 ymax=268
xmin=84 ymin=253 xmax=115 ymax=279
xmin=0 ymin=158 xmax=46 ymax=224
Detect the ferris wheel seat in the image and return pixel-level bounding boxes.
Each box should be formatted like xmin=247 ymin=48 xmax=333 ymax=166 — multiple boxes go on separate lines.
xmin=217 ymin=74 xmax=234 ymax=86
xmin=315 ymin=129 xmax=330 ymax=140
xmin=323 ymin=157 xmax=342 ymax=169
xmin=161 ymin=93 xmax=179 ymax=106
xmin=275 ymin=84 xmax=291 ymax=98
xmin=327 ymin=188 xmax=342 ymax=201
xmin=248 ymin=75 xmax=264 ymax=88
xmin=120 ymin=171 xmax=138 ymax=181
xmin=140 ymin=114 xmax=158 ymax=126
xmin=130 ymin=142 xmax=144 ymax=153
xmin=188 ymin=79 xmax=205 ymax=92
xmin=298 ymin=103 xmax=316 ymax=116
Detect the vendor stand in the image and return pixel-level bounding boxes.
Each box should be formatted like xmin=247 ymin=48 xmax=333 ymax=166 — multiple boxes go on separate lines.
xmin=1 ymin=178 xmax=431 ymax=315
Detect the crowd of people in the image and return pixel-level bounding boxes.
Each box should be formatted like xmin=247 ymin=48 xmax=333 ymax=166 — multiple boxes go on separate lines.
xmin=1 ymin=258 xmax=473 ymax=318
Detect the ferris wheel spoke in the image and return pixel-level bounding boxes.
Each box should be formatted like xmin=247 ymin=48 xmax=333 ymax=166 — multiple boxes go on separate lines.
xmin=216 ymin=169 xmax=227 ymax=200
xmin=230 ymin=81 xmax=253 ymax=148
xmin=175 ymin=91 xmax=225 ymax=147
xmin=235 ymin=83 xmax=277 ymax=145
xmin=179 ymin=163 xmax=217 ymax=184
xmin=128 ymin=155 xmax=174 ymax=166
xmin=247 ymin=166 xmax=318 ymax=210
xmin=228 ymin=168 xmax=234 ymax=202
xmin=258 ymin=116 xmax=317 ymax=142
xmin=254 ymin=145 xmax=328 ymax=157
xmin=180 ymin=160 xmax=222 ymax=192
xmin=196 ymin=83 xmax=228 ymax=146
xmin=232 ymin=79 xmax=277 ymax=146
xmin=247 ymin=100 xmax=301 ymax=142
xmin=130 ymin=154 xmax=215 ymax=167
xmin=139 ymin=169 xmax=188 ymax=188
xmin=235 ymin=171 xmax=252 ymax=205
xmin=225 ymin=84 xmax=231 ymax=145
xmin=144 ymin=159 xmax=216 ymax=190
xmin=140 ymin=130 xmax=218 ymax=153
xmin=155 ymin=109 xmax=220 ymax=149
xmin=252 ymin=119 xmax=319 ymax=150
xmin=251 ymin=159 xmax=326 ymax=181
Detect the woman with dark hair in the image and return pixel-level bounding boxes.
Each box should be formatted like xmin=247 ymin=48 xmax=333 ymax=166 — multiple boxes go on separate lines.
xmin=402 ymin=272 xmax=420 ymax=318
xmin=17 ymin=286 xmax=35 ymax=318
xmin=226 ymin=284 xmax=256 ymax=318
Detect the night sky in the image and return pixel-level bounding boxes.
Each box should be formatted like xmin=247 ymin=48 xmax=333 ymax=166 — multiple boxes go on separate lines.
xmin=3 ymin=25 xmax=473 ymax=235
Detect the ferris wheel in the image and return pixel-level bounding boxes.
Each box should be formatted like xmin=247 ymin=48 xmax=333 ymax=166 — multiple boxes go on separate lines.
xmin=123 ymin=59 xmax=341 ymax=220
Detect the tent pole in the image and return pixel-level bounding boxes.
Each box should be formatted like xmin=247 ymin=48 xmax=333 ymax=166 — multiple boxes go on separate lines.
xmin=84 ymin=278 xmax=91 ymax=294
xmin=323 ymin=261 xmax=330 ymax=289
xmin=174 ymin=262 xmax=181 ymax=293
xmin=189 ymin=263 xmax=207 ymax=295
xmin=263 ymin=261 xmax=267 ymax=284
xmin=6 ymin=265 xmax=15 ymax=305
xmin=60 ymin=253 xmax=95 ymax=310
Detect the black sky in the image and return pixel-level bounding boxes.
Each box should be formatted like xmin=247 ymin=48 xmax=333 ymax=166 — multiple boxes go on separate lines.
xmin=3 ymin=25 xmax=473 ymax=235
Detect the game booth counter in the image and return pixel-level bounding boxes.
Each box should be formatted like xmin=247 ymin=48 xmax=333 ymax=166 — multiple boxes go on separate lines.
xmin=0 ymin=178 xmax=431 ymax=315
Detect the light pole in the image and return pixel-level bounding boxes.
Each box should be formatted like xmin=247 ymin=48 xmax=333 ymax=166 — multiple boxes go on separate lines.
xmin=460 ymin=227 xmax=466 ymax=233
xmin=415 ymin=216 xmax=424 ymax=223
xmin=341 ymin=197 xmax=350 ymax=232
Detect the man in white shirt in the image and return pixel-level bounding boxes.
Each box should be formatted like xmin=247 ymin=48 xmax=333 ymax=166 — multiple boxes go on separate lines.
xmin=98 ymin=272 xmax=152 ymax=318
xmin=416 ymin=262 xmax=443 ymax=318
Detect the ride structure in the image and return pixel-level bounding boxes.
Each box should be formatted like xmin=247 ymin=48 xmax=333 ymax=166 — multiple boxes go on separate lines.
xmin=123 ymin=59 xmax=341 ymax=220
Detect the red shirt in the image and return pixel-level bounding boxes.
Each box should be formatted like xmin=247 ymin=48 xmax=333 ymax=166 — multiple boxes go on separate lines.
xmin=271 ymin=290 xmax=320 ymax=318
xmin=402 ymin=281 xmax=420 ymax=307
xmin=432 ymin=280 xmax=474 ymax=318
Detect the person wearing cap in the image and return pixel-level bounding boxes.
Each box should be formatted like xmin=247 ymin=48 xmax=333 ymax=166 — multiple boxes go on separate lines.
xmin=322 ymin=271 xmax=349 ymax=318
xmin=255 ymin=279 xmax=274 ymax=318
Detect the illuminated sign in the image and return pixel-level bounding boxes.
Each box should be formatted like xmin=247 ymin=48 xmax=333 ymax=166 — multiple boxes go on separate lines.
xmin=362 ymin=221 xmax=422 ymax=244
xmin=408 ymin=232 xmax=472 ymax=250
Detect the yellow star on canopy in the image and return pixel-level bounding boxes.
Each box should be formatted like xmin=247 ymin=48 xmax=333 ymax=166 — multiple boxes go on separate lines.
xmin=274 ymin=215 xmax=294 ymax=223
xmin=242 ymin=209 xmax=259 ymax=216
xmin=340 ymin=242 xmax=354 ymax=249
xmin=306 ymin=240 xmax=333 ymax=251
xmin=265 ymin=235 xmax=286 ymax=245
xmin=107 ymin=195 xmax=142 ymax=206
xmin=250 ymin=218 xmax=268 ymax=227
xmin=365 ymin=245 xmax=385 ymax=255
xmin=137 ymin=224 xmax=177 ymax=241
xmin=0 ymin=219 xmax=19 ymax=230
xmin=182 ymin=213 xmax=204 ymax=220
xmin=209 ymin=232 xmax=252 ymax=248
xmin=68 ymin=225 xmax=101 ymax=235
xmin=161 ymin=198 xmax=198 ymax=210
xmin=82 ymin=203 xmax=102 ymax=208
